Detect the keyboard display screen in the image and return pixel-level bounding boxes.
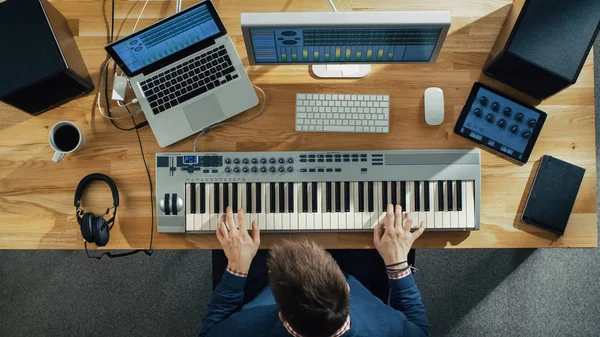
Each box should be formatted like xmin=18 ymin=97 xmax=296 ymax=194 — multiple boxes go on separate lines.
xmin=249 ymin=27 xmax=442 ymax=64
xmin=111 ymin=4 xmax=221 ymax=73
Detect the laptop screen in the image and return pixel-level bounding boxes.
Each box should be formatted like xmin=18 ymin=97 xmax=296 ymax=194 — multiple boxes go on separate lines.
xmin=106 ymin=1 xmax=226 ymax=77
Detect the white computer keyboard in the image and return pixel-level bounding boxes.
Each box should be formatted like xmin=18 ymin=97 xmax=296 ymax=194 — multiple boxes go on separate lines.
xmin=296 ymin=93 xmax=390 ymax=133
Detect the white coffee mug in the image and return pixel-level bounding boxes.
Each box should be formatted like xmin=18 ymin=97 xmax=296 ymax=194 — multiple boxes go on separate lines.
xmin=48 ymin=121 xmax=84 ymax=163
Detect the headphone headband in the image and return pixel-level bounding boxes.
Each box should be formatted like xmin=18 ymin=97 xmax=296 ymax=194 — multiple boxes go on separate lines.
xmin=74 ymin=173 xmax=119 ymax=208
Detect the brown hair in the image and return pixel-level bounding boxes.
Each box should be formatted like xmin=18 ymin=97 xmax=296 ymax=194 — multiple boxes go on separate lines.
xmin=268 ymin=239 xmax=349 ymax=337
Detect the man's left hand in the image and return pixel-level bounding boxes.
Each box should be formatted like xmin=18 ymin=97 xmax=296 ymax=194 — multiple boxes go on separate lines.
xmin=216 ymin=207 xmax=260 ymax=273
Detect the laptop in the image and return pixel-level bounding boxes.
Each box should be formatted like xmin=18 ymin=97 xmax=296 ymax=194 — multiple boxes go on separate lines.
xmin=105 ymin=0 xmax=258 ymax=147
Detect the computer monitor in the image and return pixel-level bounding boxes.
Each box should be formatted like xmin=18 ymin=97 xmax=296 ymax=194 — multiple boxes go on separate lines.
xmin=241 ymin=11 xmax=451 ymax=78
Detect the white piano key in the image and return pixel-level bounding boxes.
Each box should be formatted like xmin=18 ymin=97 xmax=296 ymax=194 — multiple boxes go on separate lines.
xmin=229 ymin=183 xmax=236 ymax=224
xmin=425 ymin=181 xmax=435 ymax=229
xmin=385 ymin=181 xmax=391 ymax=210
xmin=374 ymin=182 xmax=385 ymax=228
xmin=290 ymin=183 xmax=299 ymax=230
xmin=298 ymin=183 xmax=307 ymax=230
xmin=274 ymin=183 xmax=282 ymax=230
xmin=321 ymin=182 xmax=331 ymax=230
xmin=433 ymin=181 xmax=443 ymax=229
xmin=442 ymin=181 xmax=451 ymax=229
xmin=407 ymin=181 xmax=414 ymax=216
xmin=282 ymin=183 xmax=291 ymax=230
xmin=201 ymin=183 xmax=210 ymax=231
xmin=266 ymin=183 xmax=273 ymax=230
xmin=250 ymin=183 xmax=259 ymax=227
xmin=338 ymin=182 xmax=346 ymax=230
xmin=345 ymin=182 xmax=354 ymax=229
xmin=258 ymin=183 xmax=267 ymax=229
xmin=458 ymin=181 xmax=467 ymax=229
xmin=465 ymin=181 xmax=476 ymax=229
xmin=185 ymin=184 xmax=193 ymax=232
xmin=361 ymin=182 xmax=371 ymax=229
xmin=415 ymin=181 xmax=426 ymax=229
xmin=451 ymin=181 xmax=459 ymax=228
xmin=194 ymin=183 xmax=202 ymax=232
xmin=315 ymin=182 xmax=323 ymax=230
xmin=208 ymin=184 xmax=218 ymax=231
xmin=307 ymin=183 xmax=315 ymax=230
xmin=329 ymin=182 xmax=337 ymax=230
xmin=351 ymin=182 xmax=361 ymax=229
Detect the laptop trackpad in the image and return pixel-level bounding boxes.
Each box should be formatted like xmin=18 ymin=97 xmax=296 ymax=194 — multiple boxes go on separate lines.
xmin=183 ymin=95 xmax=226 ymax=130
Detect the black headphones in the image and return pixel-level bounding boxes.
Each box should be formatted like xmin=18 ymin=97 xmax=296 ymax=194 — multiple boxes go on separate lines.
xmin=75 ymin=173 xmax=152 ymax=259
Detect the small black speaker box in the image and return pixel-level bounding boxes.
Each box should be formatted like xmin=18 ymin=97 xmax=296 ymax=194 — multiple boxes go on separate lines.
xmin=0 ymin=0 xmax=94 ymax=115
xmin=484 ymin=0 xmax=600 ymax=100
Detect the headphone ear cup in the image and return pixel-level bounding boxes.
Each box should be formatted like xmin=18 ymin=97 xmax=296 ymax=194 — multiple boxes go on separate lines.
xmin=94 ymin=217 xmax=110 ymax=247
xmin=80 ymin=213 xmax=95 ymax=243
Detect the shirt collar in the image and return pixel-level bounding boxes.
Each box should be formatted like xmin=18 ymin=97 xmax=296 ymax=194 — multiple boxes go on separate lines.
xmin=282 ymin=315 xmax=351 ymax=337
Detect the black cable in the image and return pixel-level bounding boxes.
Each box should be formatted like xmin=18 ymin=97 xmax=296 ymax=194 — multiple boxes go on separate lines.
xmin=131 ymin=113 xmax=154 ymax=253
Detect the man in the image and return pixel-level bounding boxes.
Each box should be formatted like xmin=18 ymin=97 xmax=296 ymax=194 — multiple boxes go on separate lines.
xmin=200 ymin=204 xmax=429 ymax=337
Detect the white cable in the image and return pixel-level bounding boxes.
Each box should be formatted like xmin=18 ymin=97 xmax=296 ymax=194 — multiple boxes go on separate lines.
xmin=132 ymin=0 xmax=150 ymax=34
xmin=97 ymin=60 xmax=142 ymax=120
xmin=328 ymin=0 xmax=337 ymax=12
xmin=192 ymin=84 xmax=267 ymax=152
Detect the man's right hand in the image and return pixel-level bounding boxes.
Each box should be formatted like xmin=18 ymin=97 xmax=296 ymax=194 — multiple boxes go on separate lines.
xmin=373 ymin=204 xmax=425 ymax=266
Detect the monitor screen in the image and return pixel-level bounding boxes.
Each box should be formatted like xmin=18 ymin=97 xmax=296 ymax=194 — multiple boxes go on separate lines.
xmin=110 ymin=4 xmax=221 ymax=73
xmin=249 ymin=27 xmax=442 ymax=64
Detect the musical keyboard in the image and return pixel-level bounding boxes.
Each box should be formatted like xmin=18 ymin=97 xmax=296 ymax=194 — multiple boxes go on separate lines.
xmin=156 ymin=150 xmax=481 ymax=233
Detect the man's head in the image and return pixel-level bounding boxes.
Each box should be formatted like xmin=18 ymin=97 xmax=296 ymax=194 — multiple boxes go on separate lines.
xmin=268 ymin=239 xmax=349 ymax=337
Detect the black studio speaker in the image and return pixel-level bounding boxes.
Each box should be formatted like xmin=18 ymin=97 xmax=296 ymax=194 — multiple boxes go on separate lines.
xmin=0 ymin=0 xmax=94 ymax=115
xmin=484 ymin=0 xmax=600 ymax=100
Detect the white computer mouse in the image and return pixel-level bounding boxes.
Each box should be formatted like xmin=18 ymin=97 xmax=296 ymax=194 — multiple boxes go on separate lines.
xmin=424 ymin=87 xmax=444 ymax=126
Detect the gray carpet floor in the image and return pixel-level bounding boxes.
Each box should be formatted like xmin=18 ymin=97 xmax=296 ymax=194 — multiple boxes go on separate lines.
xmin=1 ymin=44 xmax=599 ymax=337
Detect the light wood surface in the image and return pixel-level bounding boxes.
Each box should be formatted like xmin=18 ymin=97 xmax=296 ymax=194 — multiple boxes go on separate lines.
xmin=0 ymin=0 xmax=596 ymax=250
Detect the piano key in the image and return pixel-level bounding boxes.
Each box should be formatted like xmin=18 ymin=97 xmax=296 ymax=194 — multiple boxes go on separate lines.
xmin=291 ymin=183 xmax=299 ymax=230
xmin=437 ymin=180 xmax=444 ymax=211
xmin=350 ymin=182 xmax=359 ymax=229
xmin=302 ymin=182 xmax=308 ymax=213
xmin=457 ymin=180 xmax=463 ymax=211
xmin=391 ymin=181 xmax=397 ymax=206
xmin=325 ymin=182 xmax=332 ymax=212
xmin=358 ymin=182 xmax=365 ymax=212
xmin=190 ymin=183 xmax=196 ymax=214
xmin=414 ymin=181 xmax=421 ymax=212
xmin=433 ymin=181 xmax=443 ymax=228
xmin=416 ymin=181 xmax=426 ymax=228
xmin=424 ymin=181 xmax=430 ymax=212
xmin=201 ymin=183 xmax=210 ymax=231
xmin=315 ymin=181 xmax=323 ymax=230
xmin=425 ymin=181 xmax=435 ymax=229
xmin=288 ymin=182 xmax=294 ymax=213
xmin=306 ymin=182 xmax=314 ymax=229
xmin=213 ymin=183 xmax=220 ymax=213
xmin=382 ymin=181 xmax=388 ymax=211
xmin=282 ymin=183 xmax=291 ymax=230
xmin=269 ymin=183 xmax=276 ymax=213
xmin=338 ymin=182 xmax=347 ymax=230
xmin=374 ymin=181 xmax=385 ymax=227
xmin=223 ymin=183 xmax=229 ymax=210
xmin=367 ymin=181 xmax=374 ymax=212
xmin=273 ymin=183 xmax=282 ymax=230
xmin=185 ymin=184 xmax=193 ymax=231
xmin=250 ymin=183 xmax=258 ymax=226
xmin=311 ymin=182 xmax=318 ymax=214
xmin=279 ymin=183 xmax=285 ymax=213
xmin=465 ymin=181 xmax=475 ymax=229
xmin=400 ymin=181 xmax=406 ymax=210
xmin=208 ymin=184 xmax=218 ymax=231
xmin=246 ymin=183 xmax=252 ymax=214
xmin=447 ymin=180 xmax=453 ymax=211
xmin=344 ymin=182 xmax=350 ymax=213
xmin=240 ymin=183 xmax=248 ymax=225
xmin=258 ymin=183 xmax=267 ymax=228
xmin=232 ymin=183 xmax=238 ymax=211
xmin=256 ymin=183 xmax=262 ymax=213
xmin=407 ymin=181 xmax=414 ymax=213
xmin=266 ymin=183 xmax=273 ymax=230
xmin=298 ymin=182 xmax=306 ymax=230
xmin=194 ymin=183 xmax=202 ymax=231
xmin=442 ymin=181 xmax=451 ymax=229
xmin=361 ymin=180 xmax=371 ymax=229
xmin=335 ymin=182 xmax=341 ymax=212
xmin=458 ymin=181 xmax=467 ymax=228
xmin=451 ymin=181 xmax=459 ymax=228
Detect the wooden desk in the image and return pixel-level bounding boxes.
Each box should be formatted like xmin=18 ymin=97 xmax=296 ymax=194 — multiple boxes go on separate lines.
xmin=0 ymin=0 xmax=596 ymax=249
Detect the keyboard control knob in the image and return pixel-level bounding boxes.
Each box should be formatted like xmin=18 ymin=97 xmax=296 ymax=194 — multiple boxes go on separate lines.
xmin=279 ymin=166 xmax=285 ymax=173
xmin=278 ymin=158 xmax=285 ymax=164
xmin=515 ymin=113 xmax=524 ymax=123
xmin=473 ymin=108 xmax=483 ymax=118
xmin=509 ymin=125 xmax=519 ymax=134
xmin=269 ymin=166 xmax=276 ymax=173
xmin=251 ymin=158 xmax=258 ymax=164
xmin=242 ymin=166 xmax=249 ymax=173
xmin=269 ymin=157 xmax=276 ymax=164
xmin=522 ymin=130 xmax=531 ymax=139
xmin=497 ymin=119 xmax=507 ymax=129
xmin=260 ymin=166 xmax=267 ymax=173
xmin=485 ymin=113 xmax=495 ymax=124
xmin=224 ymin=158 xmax=231 ymax=164
xmin=233 ymin=158 xmax=240 ymax=164
xmin=233 ymin=166 xmax=240 ymax=173
xmin=224 ymin=167 xmax=231 ymax=173
xmin=287 ymin=166 xmax=294 ymax=172
xmin=242 ymin=158 xmax=249 ymax=164
xmin=251 ymin=166 xmax=258 ymax=173
xmin=527 ymin=118 xmax=536 ymax=128
xmin=260 ymin=158 xmax=267 ymax=164
xmin=491 ymin=102 xmax=500 ymax=112
xmin=503 ymin=107 xmax=512 ymax=117
xmin=287 ymin=157 xmax=294 ymax=164
xmin=479 ymin=96 xmax=489 ymax=107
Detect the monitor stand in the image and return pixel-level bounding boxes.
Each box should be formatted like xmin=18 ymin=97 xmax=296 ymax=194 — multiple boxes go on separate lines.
xmin=312 ymin=64 xmax=371 ymax=78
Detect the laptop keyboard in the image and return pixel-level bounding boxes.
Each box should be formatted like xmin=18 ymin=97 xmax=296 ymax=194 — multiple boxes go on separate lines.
xmin=139 ymin=45 xmax=239 ymax=115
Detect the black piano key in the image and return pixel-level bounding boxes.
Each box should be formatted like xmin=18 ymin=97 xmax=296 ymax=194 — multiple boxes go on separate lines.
xmin=414 ymin=181 xmax=421 ymax=212
xmin=438 ymin=181 xmax=444 ymax=211
xmin=256 ymin=184 xmax=262 ymax=213
xmin=288 ymin=183 xmax=294 ymax=213
xmin=457 ymin=180 xmax=463 ymax=211
xmin=400 ymin=181 xmax=406 ymax=210
xmin=223 ymin=183 xmax=229 ymax=209
xmin=325 ymin=182 xmax=332 ymax=212
xmin=311 ymin=182 xmax=318 ymax=212
xmin=200 ymin=183 xmax=206 ymax=213
xmin=447 ymin=180 xmax=454 ymax=211
xmin=424 ymin=181 xmax=430 ymax=212
xmin=232 ymin=183 xmax=238 ymax=210
xmin=367 ymin=182 xmax=374 ymax=212
xmin=279 ymin=183 xmax=285 ymax=213
xmin=391 ymin=181 xmax=397 ymax=207
xmin=270 ymin=183 xmax=276 ymax=213
xmin=190 ymin=183 xmax=196 ymax=214
xmin=382 ymin=181 xmax=388 ymax=211
xmin=246 ymin=184 xmax=253 ymax=213
xmin=335 ymin=182 xmax=341 ymax=212
xmin=344 ymin=182 xmax=350 ymax=212
xmin=302 ymin=182 xmax=308 ymax=212
xmin=214 ymin=184 xmax=220 ymax=213
xmin=358 ymin=182 xmax=365 ymax=212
